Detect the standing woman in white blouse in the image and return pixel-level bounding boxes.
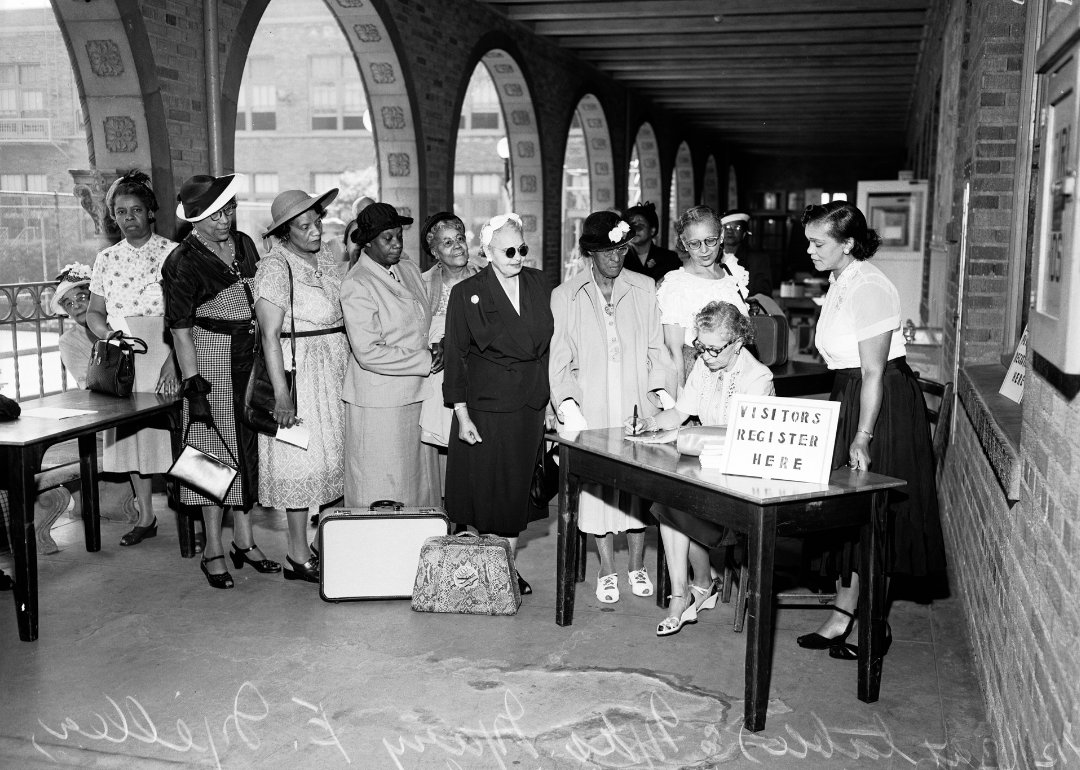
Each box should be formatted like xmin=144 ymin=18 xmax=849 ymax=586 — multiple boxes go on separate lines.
xmin=795 ymin=201 xmax=946 ymax=660
xmin=656 ymin=206 xmax=749 ymax=386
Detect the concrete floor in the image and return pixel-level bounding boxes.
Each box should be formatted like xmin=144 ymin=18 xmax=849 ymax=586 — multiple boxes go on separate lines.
xmin=1 ymin=498 xmax=996 ymax=769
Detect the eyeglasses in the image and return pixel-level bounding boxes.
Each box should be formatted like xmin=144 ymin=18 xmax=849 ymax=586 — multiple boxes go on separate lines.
xmin=59 ymin=291 xmax=90 ymax=311
xmin=595 ymin=244 xmax=629 ymax=257
xmin=501 ymin=244 xmax=529 ymax=259
xmin=439 ymin=234 xmax=467 ymax=249
xmin=683 ymin=235 xmax=720 ymax=252
xmin=693 ymin=337 xmax=740 ymax=358
xmin=208 ymin=202 xmax=238 ymax=221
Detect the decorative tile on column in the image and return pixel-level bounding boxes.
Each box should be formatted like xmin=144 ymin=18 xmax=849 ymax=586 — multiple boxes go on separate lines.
xmin=503 ymin=83 xmax=522 ymax=97
xmin=86 ymin=40 xmax=124 ymax=77
xmin=354 ymin=24 xmax=381 ymax=42
xmin=370 ymin=63 xmax=395 ymax=84
xmin=387 ymin=153 xmax=410 ymax=177
xmin=335 ymin=0 xmax=364 ymax=7
xmin=519 ymin=175 xmax=537 ymax=193
xmin=521 ymin=215 xmax=537 ymax=232
xmin=511 ymin=111 xmax=530 ymax=126
xmin=103 ymin=116 xmax=137 ymax=152
xmin=516 ymin=141 xmax=535 ymax=158
xmin=381 ymin=106 xmax=405 ymax=129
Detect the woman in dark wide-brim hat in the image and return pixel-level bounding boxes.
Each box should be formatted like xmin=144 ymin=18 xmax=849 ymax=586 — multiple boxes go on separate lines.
xmin=252 ymin=188 xmax=349 ymax=583
xmin=163 ymin=173 xmax=280 ymax=590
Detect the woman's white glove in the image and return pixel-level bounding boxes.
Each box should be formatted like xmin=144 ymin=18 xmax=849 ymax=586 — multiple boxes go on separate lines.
xmin=558 ymin=400 xmax=588 ymax=434
xmin=653 ymin=389 xmax=676 ymax=410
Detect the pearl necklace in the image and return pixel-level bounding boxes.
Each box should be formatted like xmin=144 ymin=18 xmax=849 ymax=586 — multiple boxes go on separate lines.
xmin=193 ymin=229 xmax=235 ymax=265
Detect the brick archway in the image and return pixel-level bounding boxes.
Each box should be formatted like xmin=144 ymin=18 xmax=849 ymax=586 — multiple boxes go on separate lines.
xmin=573 ymin=94 xmax=615 ymax=214
xmin=472 ymin=49 xmax=545 ymax=269
xmin=702 ymin=155 xmax=720 ymax=212
xmin=48 ymin=0 xmax=175 ymax=237
xmin=667 ymin=142 xmax=694 ymax=248
xmin=632 ymin=122 xmax=663 ymax=212
xmin=223 ymin=0 xmax=422 ymax=257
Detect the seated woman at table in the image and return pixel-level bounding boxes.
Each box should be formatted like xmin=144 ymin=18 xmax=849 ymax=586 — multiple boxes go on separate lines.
xmin=625 ymin=301 xmax=773 ymax=636
xmin=550 ymin=210 xmax=677 ymax=603
xmin=51 ymin=263 xmax=97 ymax=389
xmin=795 ymin=201 xmax=945 ymax=660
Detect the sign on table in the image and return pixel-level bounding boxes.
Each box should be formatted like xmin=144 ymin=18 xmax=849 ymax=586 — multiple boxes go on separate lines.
xmin=720 ymin=395 xmax=841 ymax=484
xmin=998 ymin=325 xmax=1028 ymax=404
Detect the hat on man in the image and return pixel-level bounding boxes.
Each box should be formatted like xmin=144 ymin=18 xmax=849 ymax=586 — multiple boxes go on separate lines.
xmin=51 ymin=263 xmax=93 ymax=316
xmin=578 ymin=210 xmax=635 ymax=253
xmin=175 ymin=174 xmax=245 ymax=223
xmin=720 ymin=209 xmax=752 ymax=227
xmin=262 ymin=188 xmax=339 ymax=238
xmin=353 ymin=202 xmax=414 ymax=247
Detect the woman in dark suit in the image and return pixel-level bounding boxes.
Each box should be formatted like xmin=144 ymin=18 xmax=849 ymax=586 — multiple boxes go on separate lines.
xmin=443 ymin=213 xmax=554 ymax=595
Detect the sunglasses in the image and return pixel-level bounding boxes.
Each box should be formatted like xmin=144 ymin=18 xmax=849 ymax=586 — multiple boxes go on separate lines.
xmin=693 ymin=337 xmax=740 ymax=358
xmin=683 ymin=235 xmax=720 ymax=251
xmin=500 ymin=244 xmax=529 ymax=259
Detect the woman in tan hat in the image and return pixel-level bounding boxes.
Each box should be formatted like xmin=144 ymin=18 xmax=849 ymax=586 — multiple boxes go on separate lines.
xmin=163 ymin=173 xmax=279 ymax=589
xmin=253 ymin=188 xmax=349 ymax=583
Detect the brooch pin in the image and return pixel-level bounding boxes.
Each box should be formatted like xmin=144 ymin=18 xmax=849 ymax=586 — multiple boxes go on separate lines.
xmin=471 ymin=295 xmax=479 ymax=304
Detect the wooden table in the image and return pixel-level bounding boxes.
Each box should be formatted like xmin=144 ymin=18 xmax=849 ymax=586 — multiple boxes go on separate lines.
xmin=0 ymin=390 xmax=181 ymax=641
xmin=552 ymin=428 xmax=905 ymax=732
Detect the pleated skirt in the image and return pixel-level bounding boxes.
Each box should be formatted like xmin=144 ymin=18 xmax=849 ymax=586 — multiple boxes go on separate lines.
xmin=444 ymin=405 xmax=546 ymax=536
xmin=808 ymin=357 xmax=947 ymax=584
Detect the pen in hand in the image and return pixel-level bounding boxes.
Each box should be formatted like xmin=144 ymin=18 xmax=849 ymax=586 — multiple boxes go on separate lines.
xmin=633 ymin=405 xmax=639 ymax=435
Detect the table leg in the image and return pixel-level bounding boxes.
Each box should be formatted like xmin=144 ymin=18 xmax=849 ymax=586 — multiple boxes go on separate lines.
xmin=858 ymin=490 xmax=888 ymax=703
xmin=556 ymin=445 xmax=581 ymax=627
xmin=656 ymin=530 xmax=669 ymax=609
xmin=576 ymin=531 xmax=587 ymax=582
xmin=6 ymin=449 xmax=39 ymax=641
xmin=743 ymin=505 xmax=777 ymax=732
xmin=77 ymin=434 xmax=101 ymax=552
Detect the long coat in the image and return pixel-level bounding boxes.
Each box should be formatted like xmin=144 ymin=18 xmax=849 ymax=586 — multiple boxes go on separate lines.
xmin=549 ymin=268 xmax=677 ymax=428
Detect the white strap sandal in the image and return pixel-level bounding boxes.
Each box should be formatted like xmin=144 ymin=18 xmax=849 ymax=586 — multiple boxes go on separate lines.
xmin=627 ymin=567 xmax=654 ymax=597
xmin=596 ymin=572 xmax=620 ymax=603
xmin=657 ymin=595 xmax=698 ymax=636
xmin=690 ymin=580 xmax=720 ymax=612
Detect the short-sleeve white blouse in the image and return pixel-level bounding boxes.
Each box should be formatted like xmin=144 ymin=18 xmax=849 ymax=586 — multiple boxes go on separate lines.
xmin=815 ymin=260 xmax=907 ymax=370
xmin=656 ymin=268 xmax=750 ymax=346
xmin=89 ymin=233 xmax=176 ymax=320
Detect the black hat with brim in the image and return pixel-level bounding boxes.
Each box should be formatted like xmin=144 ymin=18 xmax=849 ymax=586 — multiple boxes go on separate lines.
xmin=353 ymin=202 xmax=414 ymax=246
xmin=579 ymin=210 xmax=635 ymax=253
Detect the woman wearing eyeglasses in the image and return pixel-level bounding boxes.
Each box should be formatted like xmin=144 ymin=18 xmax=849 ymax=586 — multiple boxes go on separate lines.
xmin=656 ymin=206 xmax=749 ymax=386
xmin=549 ymin=211 xmax=677 ymax=603
xmin=443 ymin=213 xmax=554 ymax=595
xmin=85 ymin=171 xmax=179 ymax=548
xmin=626 ymin=301 xmax=774 ymax=635
xmin=163 ymin=174 xmax=275 ymax=589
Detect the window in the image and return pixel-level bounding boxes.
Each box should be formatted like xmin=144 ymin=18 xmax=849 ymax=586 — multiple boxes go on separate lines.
xmin=471 ymin=112 xmax=500 ymax=130
xmin=237 ymin=58 xmax=277 ymax=131
xmin=26 ymin=174 xmax=47 ymax=192
xmin=0 ymin=174 xmax=47 ymax=191
xmin=311 ymin=173 xmax=340 ymax=192
xmin=453 ymin=174 xmax=468 ymax=196
xmin=309 ymin=55 xmax=365 ymax=131
xmin=0 ymin=63 xmax=47 ymax=119
xmin=471 ymin=174 xmax=502 ymax=196
xmin=253 ymin=173 xmax=279 ymax=197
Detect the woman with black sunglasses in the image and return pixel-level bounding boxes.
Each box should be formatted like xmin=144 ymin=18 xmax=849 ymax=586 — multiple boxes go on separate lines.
xmin=626 ymin=301 xmax=774 ymax=635
xmin=442 ymin=213 xmax=555 ymax=596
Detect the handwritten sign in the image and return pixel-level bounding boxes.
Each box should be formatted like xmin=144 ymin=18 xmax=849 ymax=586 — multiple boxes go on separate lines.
xmin=720 ymin=395 xmax=841 ymax=484
xmin=999 ymin=325 xmax=1029 ymax=403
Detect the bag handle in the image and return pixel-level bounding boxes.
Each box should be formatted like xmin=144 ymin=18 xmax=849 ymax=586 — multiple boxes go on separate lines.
xmin=369 ymin=500 xmax=404 ymax=511
xmin=183 ymin=420 xmax=238 ymax=469
xmin=104 ymin=330 xmax=148 ymax=354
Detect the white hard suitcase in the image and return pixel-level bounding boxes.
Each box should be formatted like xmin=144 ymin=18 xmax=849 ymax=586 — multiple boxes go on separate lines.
xmin=318 ymin=501 xmax=450 ymax=602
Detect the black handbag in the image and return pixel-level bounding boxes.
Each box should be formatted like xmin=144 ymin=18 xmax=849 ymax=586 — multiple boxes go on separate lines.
xmin=529 ymin=440 xmax=559 ymax=509
xmin=240 ymin=263 xmax=296 ymax=435
xmin=86 ymin=331 xmax=147 ymax=397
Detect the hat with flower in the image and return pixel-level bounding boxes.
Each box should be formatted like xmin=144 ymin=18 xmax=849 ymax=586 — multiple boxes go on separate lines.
xmin=578 ymin=210 xmax=634 ymax=253
xmin=52 ymin=263 xmax=93 ymax=316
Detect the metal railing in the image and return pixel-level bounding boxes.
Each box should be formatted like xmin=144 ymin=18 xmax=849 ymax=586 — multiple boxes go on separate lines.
xmin=0 ymin=281 xmax=77 ymax=402
xmin=0 ymin=190 xmax=102 ymax=283
xmin=0 ymin=118 xmax=79 ymax=142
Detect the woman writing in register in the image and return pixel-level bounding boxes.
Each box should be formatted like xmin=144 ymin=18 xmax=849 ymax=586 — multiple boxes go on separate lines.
xmin=795 ymin=201 xmax=945 ymax=659
xmin=626 ymin=301 xmax=774 ymax=635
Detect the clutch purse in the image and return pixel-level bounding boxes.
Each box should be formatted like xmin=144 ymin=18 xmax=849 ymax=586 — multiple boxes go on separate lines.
xmin=411 ymin=532 xmax=520 ymax=615
xmin=86 ymin=331 xmax=147 ymax=397
xmin=529 ymin=440 xmax=558 ymax=509
xmin=166 ymin=422 xmax=238 ymax=504
xmin=676 ymin=426 xmax=728 ymax=456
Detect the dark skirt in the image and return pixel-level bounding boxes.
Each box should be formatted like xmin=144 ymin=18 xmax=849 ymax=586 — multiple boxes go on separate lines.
xmin=444 ymin=405 xmax=547 ymax=535
xmin=651 ymin=503 xmax=730 ymax=549
xmin=808 ymin=357 xmax=947 ymax=584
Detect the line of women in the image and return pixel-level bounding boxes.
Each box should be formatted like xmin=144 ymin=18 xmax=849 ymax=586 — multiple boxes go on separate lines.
xmin=63 ymin=170 xmax=945 ymax=655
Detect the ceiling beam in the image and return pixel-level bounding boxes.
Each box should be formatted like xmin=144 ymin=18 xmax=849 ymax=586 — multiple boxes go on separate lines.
xmin=534 ymin=11 xmax=926 ymax=35
xmin=599 ymin=58 xmax=918 ymax=72
xmin=574 ymin=41 xmax=921 ymax=58
xmin=617 ymin=73 xmax=915 ymax=85
xmin=493 ymin=0 xmax=929 ymax=18
xmin=558 ymin=28 xmax=924 ymax=48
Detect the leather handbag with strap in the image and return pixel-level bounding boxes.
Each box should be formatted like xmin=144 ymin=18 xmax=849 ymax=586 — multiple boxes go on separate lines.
xmin=86 ymin=331 xmax=147 ymax=397
xmin=240 ymin=262 xmax=296 ymax=435
xmin=166 ymin=421 xmax=238 ymax=504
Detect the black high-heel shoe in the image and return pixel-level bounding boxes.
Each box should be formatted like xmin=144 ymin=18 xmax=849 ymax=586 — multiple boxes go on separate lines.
xmin=517 ymin=574 xmax=532 ymax=595
xmin=120 ymin=517 xmax=157 ymax=547
xmin=797 ymin=607 xmax=856 ymax=649
xmin=230 ymin=543 xmax=282 ymax=573
xmin=283 ymin=555 xmax=320 ymax=583
xmin=830 ymin=622 xmax=893 ymax=660
xmin=200 ymin=555 xmax=234 ymax=589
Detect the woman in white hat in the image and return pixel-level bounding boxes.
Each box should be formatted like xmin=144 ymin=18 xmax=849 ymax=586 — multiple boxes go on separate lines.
xmin=51 ymin=263 xmax=97 ymax=389
xmin=163 ymin=173 xmax=279 ymax=589
xmin=252 ymin=188 xmax=349 ymax=583
xmin=85 ymin=171 xmax=179 ymax=548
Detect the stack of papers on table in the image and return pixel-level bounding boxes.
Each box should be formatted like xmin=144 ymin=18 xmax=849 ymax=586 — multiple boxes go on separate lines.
xmin=699 ymin=443 xmax=725 ymax=469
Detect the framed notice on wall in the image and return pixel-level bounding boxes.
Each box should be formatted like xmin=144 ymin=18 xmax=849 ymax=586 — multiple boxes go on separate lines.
xmin=720 ymin=395 xmax=842 ymax=484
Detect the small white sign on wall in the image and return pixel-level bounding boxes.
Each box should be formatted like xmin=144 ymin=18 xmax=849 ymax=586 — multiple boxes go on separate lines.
xmin=999 ymin=325 xmax=1028 ymax=404
xmin=720 ymin=395 xmax=842 ymax=484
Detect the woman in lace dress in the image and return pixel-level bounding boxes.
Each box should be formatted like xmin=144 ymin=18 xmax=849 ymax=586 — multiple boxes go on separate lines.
xmin=656 ymin=206 xmax=749 ymax=386
xmin=255 ymin=189 xmax=349 ymax=583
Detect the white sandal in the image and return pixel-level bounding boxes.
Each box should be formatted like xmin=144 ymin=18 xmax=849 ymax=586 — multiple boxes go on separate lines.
xmin=627 ymin=567 xmax=654 ymax=597
xmin=690 ymin=580 xmax=720 ymax=612
xmin=657 ymin=595 xmax=698 ymax=636
xmin=596 ymin=572 xmax=619 ymax=603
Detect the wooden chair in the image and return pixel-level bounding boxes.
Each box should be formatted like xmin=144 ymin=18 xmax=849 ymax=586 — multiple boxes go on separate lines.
xmin=726 ymin=375 xmax=954 ymax=632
